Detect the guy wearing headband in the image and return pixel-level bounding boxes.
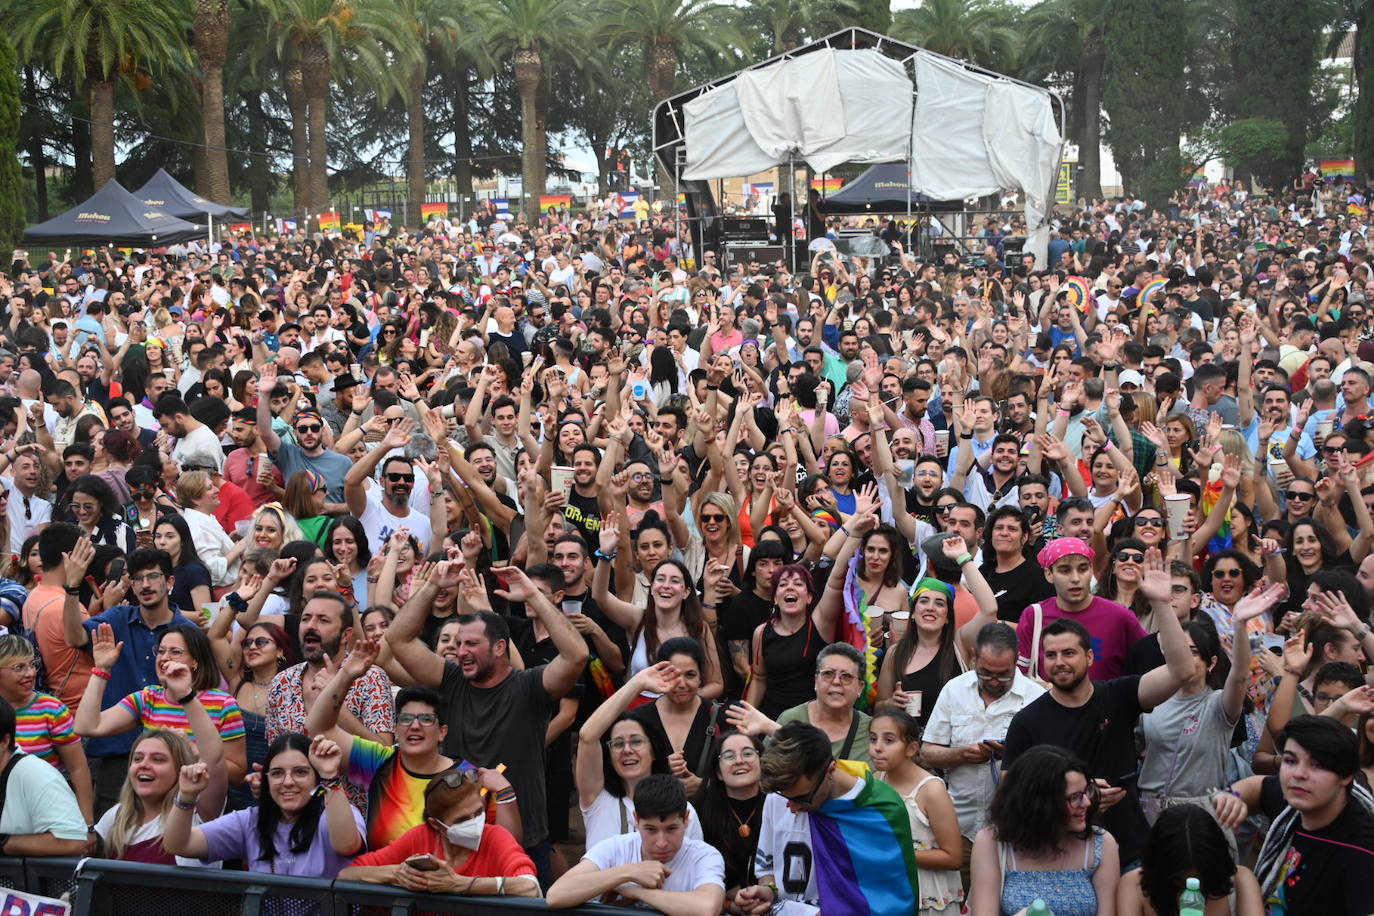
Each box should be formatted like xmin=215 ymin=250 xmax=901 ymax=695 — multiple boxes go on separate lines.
xmin=258 ymin=361 xmax=352 ymax=506
xmin=1015 ymin=537 xmax=1148 ymax=681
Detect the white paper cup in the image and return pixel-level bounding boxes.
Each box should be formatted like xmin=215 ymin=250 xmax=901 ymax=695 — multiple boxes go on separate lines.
xmin=1317 ymin=418 xmax=1334 ymax=438
xmin=934 ymin=430 xmax=950 ymax=456
xmin=890 ymin=610 xmax=910 ymax=636
xmin=1163 ymin=493 xmax=1190 ymax=540
xmin=904 ymin=690 xmax=923 ymax=718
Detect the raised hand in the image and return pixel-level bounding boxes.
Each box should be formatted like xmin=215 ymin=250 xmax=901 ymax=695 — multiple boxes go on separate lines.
xmin=62 ymin=536 xmax=96 ymax=588
xmin=1037 ymin=432 xmax=1070 ymax=463
xmin=162 ymin=661 xmax=196 ymax=701
xmin=342 ymin=636 xmax=381 ymax=680
xmin=490 ymin=566 xmax=537 ymax=603
xmin=92 ymin=622 xmax=123 ymax=670
xmin=598 ymin=514 xmax=621 ymax=556
xmin=1281 ymin=635 xmax=1313 ymax=676
xmin=723 ymin=700 xmax=777 ymax=738
xmin=1136 ymin=548 xmax=1174 ymax=604
xmin=266 ymin=556 xmax=298 ymax=585
xmin=940 ymin=535 xmax=970 ymax=563
xmin=308 ymin=734 xmax=344 ymax=782
xmin=1232 ymin=581 xmax=1288 ymax=625
xmin=634 ymin=660 xmax=681 ymax=695
xmin=381 ymin=417 xmax=415 ymax=450
xmin=178 ymin=761 xmax=210 ymax=800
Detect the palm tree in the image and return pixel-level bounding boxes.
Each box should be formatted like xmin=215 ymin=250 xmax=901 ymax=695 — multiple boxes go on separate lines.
xmin=891 ymin=0 xmax=1017 ymax=68
xmin=8 ymin=0 xmax=191 ymax=189
xmin=752 ymin=0 xmax=860 ymax=54
xmin=475 ymin=0 xmax=587 ymax=211
xmin=193 ymin=0 xmax=232 ymax=202
xmin=601 ymin=0 xmax=742 ymax=198
xmin=258 ymin=0 xmax=418 ymax=217
xmin=395 ymin=0 xmax=462 ymax=216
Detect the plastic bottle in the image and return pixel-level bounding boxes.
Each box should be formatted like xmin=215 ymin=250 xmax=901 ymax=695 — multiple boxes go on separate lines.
xmin=1027 ymin=900 xmax=1054 ymax=916
xmin=1179 ymin=876 xmax=1206 ymax=916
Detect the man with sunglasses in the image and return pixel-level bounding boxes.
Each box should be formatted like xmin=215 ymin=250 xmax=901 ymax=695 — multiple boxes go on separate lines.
xmin=257 ymin=361 xmax=351 ymax=507
xmin=736 ymin=721 xmax=917 ymax=916
xmin=345 ymin=417 xmax=434 ymax=556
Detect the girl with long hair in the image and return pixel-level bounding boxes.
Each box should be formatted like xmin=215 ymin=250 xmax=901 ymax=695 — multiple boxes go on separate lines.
xmin=691 ymin=729 xmax=764 ymax=905
xmin=594 ymin=515 xmax=724 ymax=699
xmin=163 ymin=732 xmax=364 ymax=875
xmin=738 ymin=559 xmax=841 ymax=720
xmin=153 ymin=513 xmax=213 ymax=615
xmin=575 ymin=661 xmax=706 ymax=848
xmin=1117 ymin=805 xmax=1263 ymax=915
xmin=969 ymin=745 xmax=1120 ymax=916
xmin=869 ymin=709 xmax=964 ymax=916
xmin=282 ymin=469 xmax=332 ymax=546
xmin=324 ymin=516 xmax=372 ymax=607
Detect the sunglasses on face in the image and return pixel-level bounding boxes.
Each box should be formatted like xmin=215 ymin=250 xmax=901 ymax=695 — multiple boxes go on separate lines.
xmin=1212 ymin=567 xmax=1244 ymax=579
xmin=1284 ymin=490 xmax=1315 ymax=501
xmin=1114 ymin=551 xmax=1145 ymax=564
xmin=296 ymin=424 xmax=322 ymax=434
xmin=1135 ymin=517 xmax=1166 ymax=528
xmin=699 ymin=513 xmax=726 ymax=523
xmin=243 ymin=636 xmax=276 ymax=650
xmin=385 ymin=472 xmax=414 ymax=483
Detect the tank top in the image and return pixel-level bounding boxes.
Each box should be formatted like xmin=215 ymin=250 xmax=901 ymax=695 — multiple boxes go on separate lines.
xmin=999 ymin=828 xmax=1103 ymax=916
xmin=758 ymin=617 xmax=824 ymax=720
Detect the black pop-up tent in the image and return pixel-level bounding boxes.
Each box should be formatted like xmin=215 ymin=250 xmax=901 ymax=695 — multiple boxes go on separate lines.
xmin=23 ymin=180 xmax=205 ymax=247
xmin=822 ymin=163 xmax=945 ymax=213
xmin=135 ymin=168 xmax=250 ymax=221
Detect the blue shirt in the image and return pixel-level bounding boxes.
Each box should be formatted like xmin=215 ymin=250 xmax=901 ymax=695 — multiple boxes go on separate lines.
xmin=80 ymin=603 xmax=197 ymax=757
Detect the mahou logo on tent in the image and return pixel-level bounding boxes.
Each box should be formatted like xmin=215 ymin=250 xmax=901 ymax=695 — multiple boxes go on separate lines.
xmin=75 ymin=212 xmax=111 ymax=222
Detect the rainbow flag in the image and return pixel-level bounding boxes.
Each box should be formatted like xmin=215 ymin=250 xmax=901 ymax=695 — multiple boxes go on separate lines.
xmin=840 ymin=553 xmax=881 ymax=710
xmin=539 ymin=194 xmax=571 ymax=213
xmin=318 ymin=211 xmax=340 ymax=231
xmin=811 ymin=177 xmax=844 ymax=193
xmin=810 ymin=762 xmax=920 ymax=916
xmin=227 ymin=222 xmax=252 ymax=234
xmin=421 ymin=202 xmax=449 ymax=219
xmin=1322 ymin=159 xmax=1356 ymax=179
xmin=1350 ymin=202 xmax=1368 ymax=217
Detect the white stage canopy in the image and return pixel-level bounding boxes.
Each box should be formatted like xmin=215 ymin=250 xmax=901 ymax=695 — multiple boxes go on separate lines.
xmin=665 ymin=33 xmax=1063 ymax=266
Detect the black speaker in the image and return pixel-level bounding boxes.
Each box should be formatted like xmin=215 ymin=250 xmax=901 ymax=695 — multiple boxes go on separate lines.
xmin=724 ymin=243 xmax=785 ymax=270
xmin=721 ymin=217 xmax=770 ymax=241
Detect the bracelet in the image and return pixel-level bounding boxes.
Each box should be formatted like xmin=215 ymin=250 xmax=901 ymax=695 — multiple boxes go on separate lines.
xmin=90 ymin=667 xmax=112 ymax=682
xmin=960 ymin=433 xmax=973 ymax=440
xmin=495 ymin=788 xmax=517 ymax=804
xmin=496 ymin=876 xmax=506 ymax=895
xmin=1355 ymin=626 xmax=1371 ymax=641
xmin=1056 ymin=409 xmax=1070 ymax=417
xmin=1283 ymin=666 xmax=1304 ymax=677
xmin=1222 ymin=787 xmax=1241 ymax=799
xmin=955 ymin=553 xmax=973 ymax=566
xmin=593 ymin=549 xmax=617 ymax=561
xmin=839 ymin=524 xmax=851 ymax=537
xmin=701 ymin=602 xmax=718 ymax=610
xmin=1103 ymin=440 xmax=1114 ymax=451
xmin=63 ymin=585 xmax=82 ymax=595
xmin=175 ymin=690 xmax=197 ymax=706
xmin=173 ymin=794 xmax=198 ymax=811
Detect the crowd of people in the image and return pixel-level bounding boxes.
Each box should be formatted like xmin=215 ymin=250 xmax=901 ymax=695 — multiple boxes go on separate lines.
xmin=0 ymin=178 xmax=1369 ymax=915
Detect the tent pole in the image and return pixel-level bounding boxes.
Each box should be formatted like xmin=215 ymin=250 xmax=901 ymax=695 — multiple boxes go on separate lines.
xmin=788 ymin=154 xmax=796 ymax=273
xmin=207 ymin=212 xmax=213 ymax=255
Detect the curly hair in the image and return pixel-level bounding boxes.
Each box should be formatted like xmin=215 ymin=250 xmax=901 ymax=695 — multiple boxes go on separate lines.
xmin=988 ymin=744 xmax=1099 ymax=857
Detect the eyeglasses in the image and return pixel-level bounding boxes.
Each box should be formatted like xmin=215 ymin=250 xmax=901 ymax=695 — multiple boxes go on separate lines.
xmin=1212 ymin=567 xmax=1243 ymax=578
xmin=385 ymin=472 xmax=414 ymax=483
xmin=719 ymin=748 xmax=759 ymax=764
xmin=606 ymin=735 xmax=649 ymax=751
xmin=243 ymin=636 xmax=276 ymax=650
xmin=1065 ymin=782 xmax=1099 ymax=808
xmin=817 ymin=668 xmax=858 ymax=685
xmin=267 ymin=766 xmax=314 ymax=783
xmin=1114 ymin=551 xmax=1145 ymax=564
xmin=779 ymin=762 xmax=833 ymax=805
xmin=154 ymin=645 xmax=187 ymax=658
xmin=397 ymin=712 xmax=440 ymax=727
xmin=131 ymin=572 xmax=165 ymax=583
xmin=1135 ymin=517 xmax=1166 ymax=528
xmin=3 ymin=660 xmax=35 ymax=675
xmin=296 ymin=424 xmax=322 ymax=434
xmin=630 ymin=473 xmax=656 ymax=483
xmin=975 ymin=669 xmax=1014 ymax=683
xmin=1284 ymin=490 xmax=1315 ymax=501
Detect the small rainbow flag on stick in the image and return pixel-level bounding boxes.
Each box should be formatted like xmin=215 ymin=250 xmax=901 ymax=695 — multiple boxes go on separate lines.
xmin=811 ymin=177 xmax=844 ymax=193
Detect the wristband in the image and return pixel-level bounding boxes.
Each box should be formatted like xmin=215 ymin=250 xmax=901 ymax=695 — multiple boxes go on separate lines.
xmin=1355 ymin=626 xmax=1371 ymax=642
xmin=1102 ymin=440 xmax=1114 ymax=451
xmin=593 ymin=549 xmax=617 ymax=561
xmin=63 ymin=585 xmax=82 ymax=595
xmin=960 ymin=433 xmax=973 ymax=440
xmin=1282 ymin=666 xmax=1304 ymax=677
xmin=175 ymin=690 xmax=197 ymax=706
xmin=955 ymin=553 xmax=973 ymax=566
xmin=173 ymin=794 xmax=198 ymax=811
xmin=495 ymin=788 xmax=517 ymax=804
xmin=496 ymin=877 xmax=506 ymax=894
xmin=701 ymin=602 xmax=718 ymax=610
xmin=90 ymin=667 xmax=112 ymax=682
xmin=225 ymin=591 xmax=249 ymax=614
xmin=1056 ymin=409 xmax=1070 ymax=417
xmin=839 ymin=524 xmax=851 ymax=537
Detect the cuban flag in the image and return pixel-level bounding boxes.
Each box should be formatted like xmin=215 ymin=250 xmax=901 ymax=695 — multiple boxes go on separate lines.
xmin=275 ymin=218 xmax=297 ymax=234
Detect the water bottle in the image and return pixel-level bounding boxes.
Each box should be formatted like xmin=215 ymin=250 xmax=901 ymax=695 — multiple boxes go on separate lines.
xmin=1027 ymin=900 xmax=1053 ymax=916
xmin=1179 ymin=876 xmax=1205 ymax=916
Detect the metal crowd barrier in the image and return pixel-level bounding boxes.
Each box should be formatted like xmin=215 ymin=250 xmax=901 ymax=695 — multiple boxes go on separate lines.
xmin=0 ymin=857 xmax=649 ymax=916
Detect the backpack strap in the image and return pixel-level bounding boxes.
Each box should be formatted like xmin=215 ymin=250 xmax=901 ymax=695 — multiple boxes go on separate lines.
xmin=693 ymin=702 xmax=723 ymax=778
xmin=839 ymin=711 xmax=861 ymax=761
xmin=0 ymin=751 xmax=24 ymax=819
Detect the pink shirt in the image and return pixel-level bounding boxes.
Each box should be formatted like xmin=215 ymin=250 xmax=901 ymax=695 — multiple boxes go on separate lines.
xmin=1014 ymin=595 xmax=1147 ymax=681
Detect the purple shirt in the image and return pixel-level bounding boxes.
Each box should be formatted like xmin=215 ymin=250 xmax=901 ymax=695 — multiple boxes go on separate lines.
xmin=199 ymin=804 xmax=365 ymax=877
xmin=1014 ymin=595 xmax=1147 ymax=681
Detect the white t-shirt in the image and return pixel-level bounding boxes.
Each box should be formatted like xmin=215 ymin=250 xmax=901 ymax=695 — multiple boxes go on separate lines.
xmin=0 ymin=752 xmax=87 ymax=841
xmin=95 ymin=804 xmax=218 ymax=867
xmin=584 ymin=830 xmax=724 ymax=895
xmin=754 ymin=779 xmax=865 ymax=912
xmin=581 ymin=788 xmax=704 ymax=850
xmin=1 ymin=477 xmax=51 ymax=555
xmin=172 ymin=424 xmax=225 ymax=472
xmin=359 ymin=484 xmax=433 ymax=557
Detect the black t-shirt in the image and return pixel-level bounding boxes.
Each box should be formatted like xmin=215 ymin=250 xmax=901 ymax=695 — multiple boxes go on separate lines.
xmin=981 ymin=558 xmax=1056 ymax=623
xmin=1003 ymin=676 xmax=1150 ymax=865
xmin=719 ymin=590 xmax=774 ymax=699
xmin=438 ymin=661 xmax=554 ymax=848
xmin=564 ymin=489 xmax=602 ymax=552
xmin=1185 ymin=295 xmax=1214 ymax=323
xmin=1259 ymin=776 xmax=1374 ymax=914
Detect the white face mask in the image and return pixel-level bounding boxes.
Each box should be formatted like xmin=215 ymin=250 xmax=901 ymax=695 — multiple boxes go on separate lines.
xmin=442 ymin=810 xmax=485 ymax=850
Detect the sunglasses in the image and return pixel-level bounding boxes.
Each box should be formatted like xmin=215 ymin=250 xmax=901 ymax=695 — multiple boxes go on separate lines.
xmin=1212 ymin=567 xmax=1244 ymax=578
xmin=935 ymin=504 xmax=959 ymax=513
xmin=1135 ymin=517 xmax=1166 ymax=528
xmin=1114 ymin=551 xmax=1145 ymax=564
xmin=385 ymin=472 xmax=414 ymax=483
xmin=699 ymin=513 xmax=727 ymax=523
xmin=1284 ymin=490 xmax=1315 ymax=501
xmin=296 ymin=424 xmax=322 ymax=434
xmin=243 ymin=636 xmax=276 ymax=650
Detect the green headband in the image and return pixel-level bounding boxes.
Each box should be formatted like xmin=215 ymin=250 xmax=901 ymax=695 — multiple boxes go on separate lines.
xmin=910 ymin=577 xmax=955 ymax=603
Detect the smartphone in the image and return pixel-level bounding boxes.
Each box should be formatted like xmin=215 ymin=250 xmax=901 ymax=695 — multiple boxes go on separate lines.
xmin=106 ymin=557 xmax=126 ymax=585
xmin=405 ymin=854 xmax=441 ymax=871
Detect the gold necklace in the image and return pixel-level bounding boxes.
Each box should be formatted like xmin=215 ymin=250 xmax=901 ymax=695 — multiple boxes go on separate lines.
xmin=729 ymin=797 xmax=760 ymax=838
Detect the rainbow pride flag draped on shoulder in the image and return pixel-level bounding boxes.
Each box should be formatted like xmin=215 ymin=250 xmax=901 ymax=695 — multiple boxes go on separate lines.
xmin=810 ymin=761 xmax=920 ymax=916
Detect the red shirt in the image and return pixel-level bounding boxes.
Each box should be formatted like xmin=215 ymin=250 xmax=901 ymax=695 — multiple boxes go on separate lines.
xmin=350 ymin=823 xmax=536 ymax=877
xmin=213 ymin=478 xmax=256 ymax=533
xmin=223 ymin=448 xmax=282 ymax=508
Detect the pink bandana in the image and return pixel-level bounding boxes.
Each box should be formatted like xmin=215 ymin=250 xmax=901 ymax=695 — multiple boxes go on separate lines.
xmin=1037 ymin=537 xmax=1095 ymax=568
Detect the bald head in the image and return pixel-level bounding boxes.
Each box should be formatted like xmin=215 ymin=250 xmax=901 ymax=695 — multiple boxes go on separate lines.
xmin=15 ymin=369 xmax=40 ymax=398
xmin=276 ymin=346 xmax=301 ymax=369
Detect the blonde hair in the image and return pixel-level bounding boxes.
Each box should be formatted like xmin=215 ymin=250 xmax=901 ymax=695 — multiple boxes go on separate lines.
xmin=700 ymin=493 xmax=740 ymax=549
xmin=0 ymin=634 xmax=33 ymax=667
xmin=249 ymin=504 xmax=303 ymax=547
xmin=176 ymin=470 xmax=211 ymax=506
xmin=106 ymin=730 xmax=197 ymax=859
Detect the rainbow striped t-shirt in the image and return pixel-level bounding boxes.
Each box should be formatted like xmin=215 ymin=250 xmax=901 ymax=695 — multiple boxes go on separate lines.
xmin=116 ymin=686 xmax=246 ymax=743
xmin=15 ymin=692 xmax=78 ymax=769
xmin=348 ymin=737 xmax=454 ymax=850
